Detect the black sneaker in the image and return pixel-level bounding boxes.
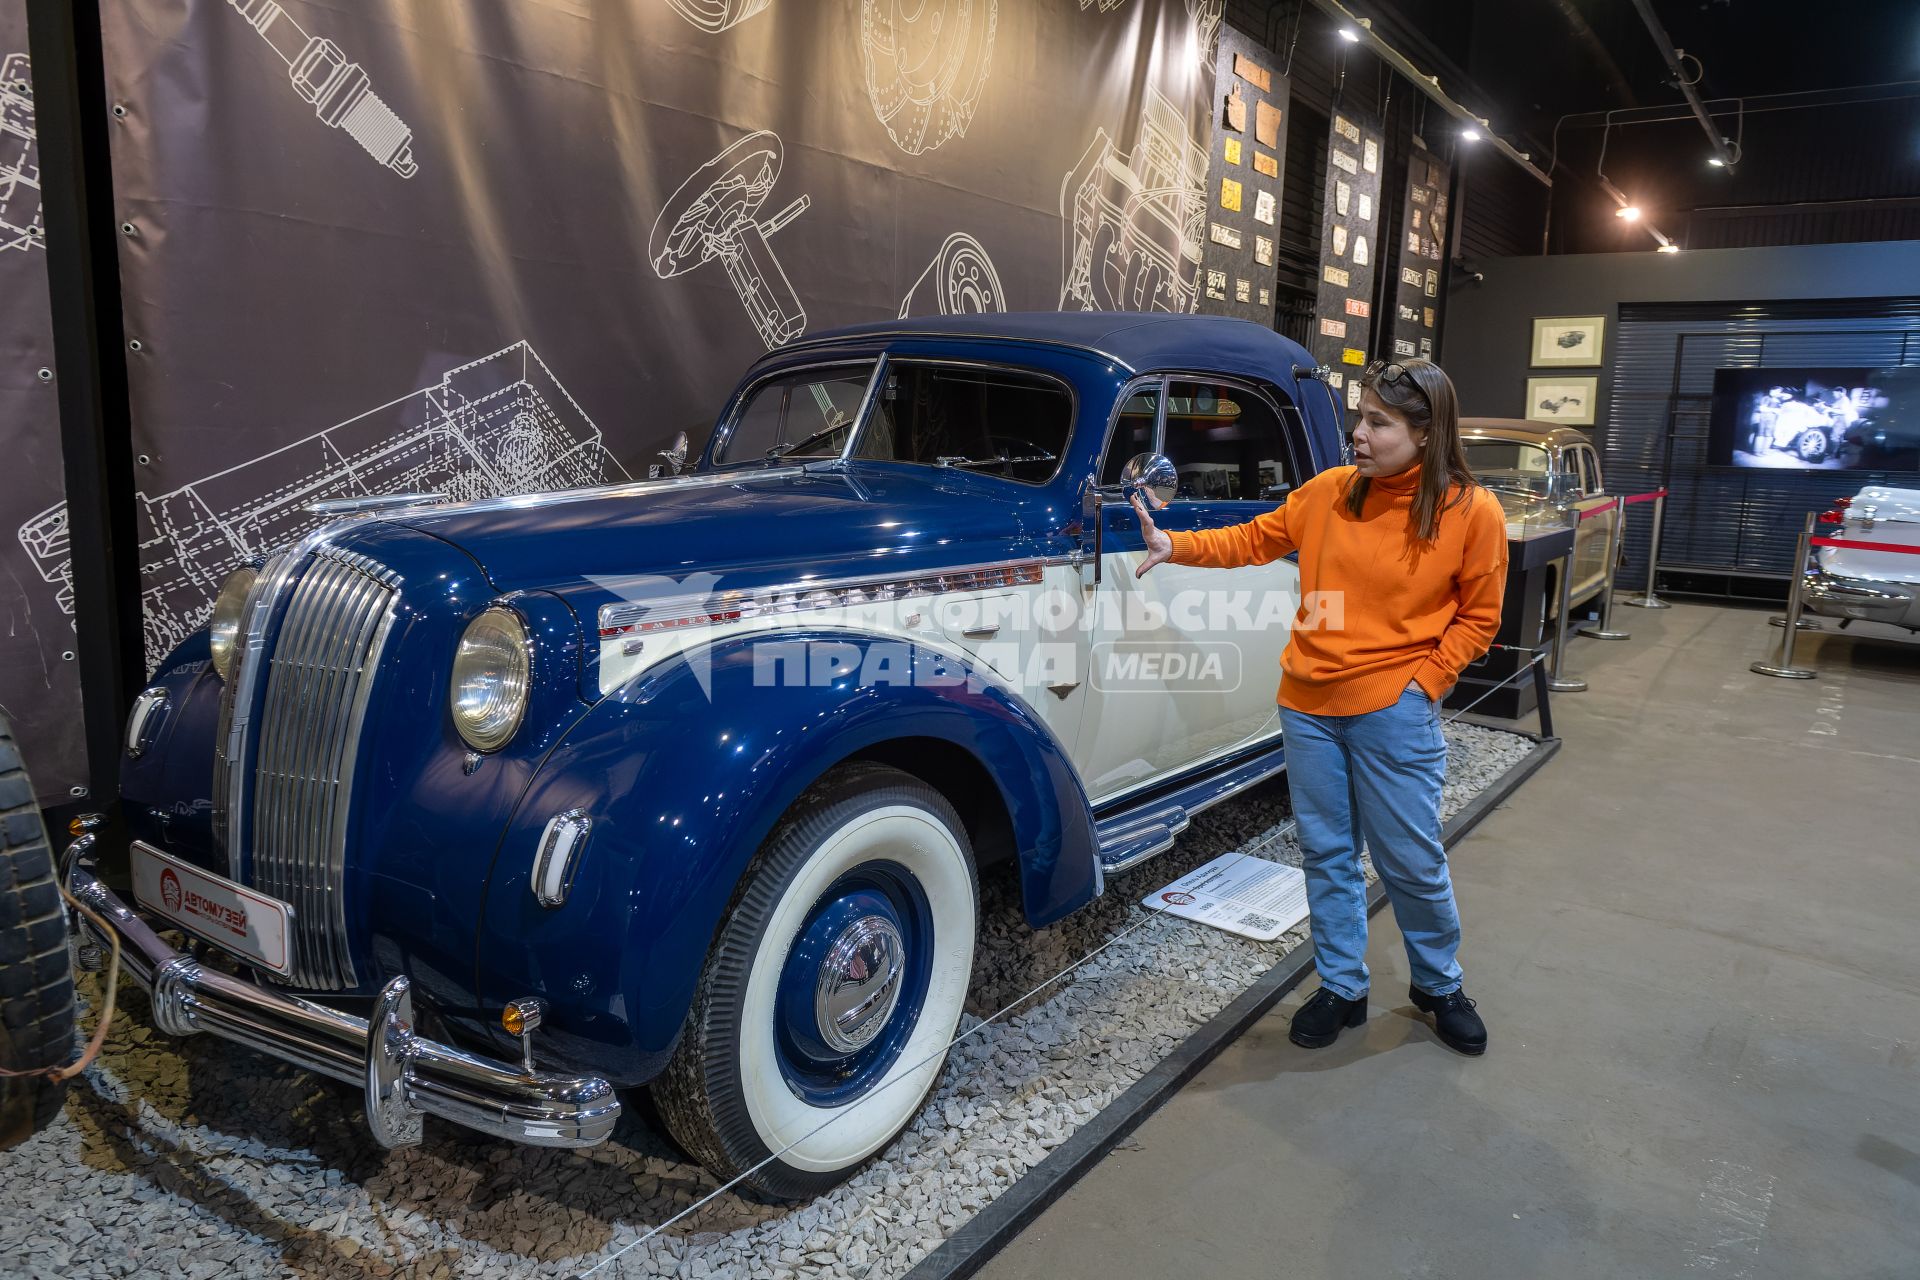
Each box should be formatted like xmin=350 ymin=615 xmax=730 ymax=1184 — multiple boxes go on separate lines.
xmin=1289 ymin=987 xmax=1368 ymax=1048
xmin=1409 ymin=985 xmax=1488 ymax=1055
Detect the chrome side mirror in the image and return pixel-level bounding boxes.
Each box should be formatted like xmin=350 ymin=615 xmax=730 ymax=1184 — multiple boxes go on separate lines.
xmin=1113 ymin=452 xmax=1179 ymax=508
xmin=658 ymin=431 xmax=690 ymax=476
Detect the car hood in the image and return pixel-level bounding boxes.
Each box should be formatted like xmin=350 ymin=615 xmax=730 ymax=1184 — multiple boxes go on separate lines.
xmin=388 ymin=461 xmax=1073 ymax=605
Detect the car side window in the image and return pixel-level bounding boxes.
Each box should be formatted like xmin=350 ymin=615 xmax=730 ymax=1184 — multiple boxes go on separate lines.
xmin=1160 ymin=379 xmax=1296 ymax=502
xmin=855 ymin=362 xmax=1072 ymax=484
xmin=1580 ymin=446 xmax=1604 ymax=494
xmin=714 ymin=363 xmax=875 ymax=465
xmin=1100 ymin=383 xmax=1161 ymax=486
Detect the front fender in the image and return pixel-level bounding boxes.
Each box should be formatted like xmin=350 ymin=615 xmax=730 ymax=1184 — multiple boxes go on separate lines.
xmin=119 ymin=632 xmax=223 ymax=866
xmin=467 ymin=629 xmax=1098 ymax=1085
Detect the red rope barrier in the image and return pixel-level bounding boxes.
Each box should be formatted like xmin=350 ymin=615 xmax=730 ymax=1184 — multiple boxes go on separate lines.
xmin=1619 ymin=488 xmax=1668 ymax=506
xmin=1577 ymin=499 xmax=1619 ymax=520
xmin=1810 ymin=536 xmax=1920 ymax=556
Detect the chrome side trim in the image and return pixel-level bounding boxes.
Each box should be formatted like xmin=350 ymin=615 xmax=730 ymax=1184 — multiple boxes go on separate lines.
xmin=399 ymin=465 xmax=810 ymax=518
xmin=125 ymin=687 xmax=170 ymax=759
xmin=531 ymin=810 xmax=593 ymax=908
xmin=306 ymin=492 xmax=446 ymax=516
xmin=63 ymin=841 xmax=620 ymax=1149
xmin=597 ymin=556 xmax=1062 ymax=637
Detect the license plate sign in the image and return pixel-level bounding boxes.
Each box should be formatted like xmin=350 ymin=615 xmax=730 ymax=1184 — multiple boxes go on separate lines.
xmin=130 ymin=842 xmax=294 ymax=975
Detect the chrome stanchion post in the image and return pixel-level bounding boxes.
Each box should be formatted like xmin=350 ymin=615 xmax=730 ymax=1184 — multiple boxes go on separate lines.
xmin=1578 ymin=502 xmax=1631 ymax=640
xmin=1621 ymin=493 xmax=1673 ymax=610
xmin=1547 ymin=550 xmax=1588 ymax=693
xmin=1751 ymin=512 xmax=1819 ymax=679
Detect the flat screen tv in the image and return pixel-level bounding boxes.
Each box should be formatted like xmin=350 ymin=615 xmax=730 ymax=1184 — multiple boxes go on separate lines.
xmin=1708 ymin=366 xmax=1920 ymax=472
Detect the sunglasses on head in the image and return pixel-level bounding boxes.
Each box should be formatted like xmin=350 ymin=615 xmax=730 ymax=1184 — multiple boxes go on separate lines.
xmin=1362 ymin=359 xmax=1411 ymax=386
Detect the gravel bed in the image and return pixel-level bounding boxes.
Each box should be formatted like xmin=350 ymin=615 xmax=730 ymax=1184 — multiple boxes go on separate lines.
xmin=0 ymin=724 xmax=1535 ymax=1280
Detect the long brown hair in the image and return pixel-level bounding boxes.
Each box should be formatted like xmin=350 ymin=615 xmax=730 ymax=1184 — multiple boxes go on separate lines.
xmin=1345 ymin=358 xmax=1477 ymax=541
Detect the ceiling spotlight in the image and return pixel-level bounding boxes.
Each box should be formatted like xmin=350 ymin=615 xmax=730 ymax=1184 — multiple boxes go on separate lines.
xmin=1707 ymin=156 xmax=1725 ymax=168
xmin=1615 ymin=205 xmax=1642 ymax=221
xmin=1656 ymin=243 xmax=1680 ymax=253
xmin=1460 ymin=127 xmax=1481 ymax=142
xmin=1338 ymin=27 xmax=1360 ymax=43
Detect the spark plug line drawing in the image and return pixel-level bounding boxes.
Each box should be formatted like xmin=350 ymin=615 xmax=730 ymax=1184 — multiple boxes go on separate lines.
xmin=225 ymin=0 xmax=420 ymax=178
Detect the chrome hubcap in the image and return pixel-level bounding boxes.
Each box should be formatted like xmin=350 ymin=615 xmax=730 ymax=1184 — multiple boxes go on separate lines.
xmin=814 ymin=914 xmax=906 ymax=1054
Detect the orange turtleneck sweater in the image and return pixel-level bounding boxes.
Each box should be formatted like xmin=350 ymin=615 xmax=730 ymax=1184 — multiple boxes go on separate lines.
xmin=1166 ymin=464 xmax=1508 ymax=716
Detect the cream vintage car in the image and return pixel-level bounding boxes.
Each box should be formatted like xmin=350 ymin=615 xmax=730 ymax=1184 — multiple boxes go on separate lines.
xmin=1460 ymin=419 xmax=1618 ymax=618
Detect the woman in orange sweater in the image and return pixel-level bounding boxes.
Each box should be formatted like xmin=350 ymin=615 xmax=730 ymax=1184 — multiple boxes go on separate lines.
xmin=1133 ymin=359 xmax=1505 ymax=1055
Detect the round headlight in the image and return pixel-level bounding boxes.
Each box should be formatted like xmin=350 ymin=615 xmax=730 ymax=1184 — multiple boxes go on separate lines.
xmin=208 ymin=567 xmax=256 ymax=682
xmin=450 ymin=606 xmax=530 ymax=752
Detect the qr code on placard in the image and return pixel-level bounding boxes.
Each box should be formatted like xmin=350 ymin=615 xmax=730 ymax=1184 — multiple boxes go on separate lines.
xmin=1238 ymin=912 xmax=1279 ymax=931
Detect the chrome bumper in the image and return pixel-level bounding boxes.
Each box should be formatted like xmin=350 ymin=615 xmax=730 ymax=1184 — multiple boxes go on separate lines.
xmin=1803 ymin=570 xmax=1917 ymax=627
xmin=62 ymin=836 xmax=620 ymax=1149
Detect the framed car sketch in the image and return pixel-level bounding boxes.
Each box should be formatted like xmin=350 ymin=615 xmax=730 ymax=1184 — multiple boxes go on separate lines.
xmin=1526 ymin=375 xmax=1599 ymax=426
xmin=1531 ymin=315 xmax=1606 ymax=367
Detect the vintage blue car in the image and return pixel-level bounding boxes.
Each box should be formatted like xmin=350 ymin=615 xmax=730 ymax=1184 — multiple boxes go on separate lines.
xmin=68 ymin=312 xmax=1344 ymax=1197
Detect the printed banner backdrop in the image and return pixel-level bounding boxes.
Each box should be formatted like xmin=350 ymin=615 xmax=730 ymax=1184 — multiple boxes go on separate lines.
xmin=0 ymin=0 xmax=1224 ymax=798
xmin=1388 ymin=138 xmax=1448 ymax=365
xmin=1309 ymin=110 xmax=1384 ymax=404
xmin=1196 ymin=24 xmax=1286 ymax=325
xmin=0 ymin=7 xmax=85 ymax=806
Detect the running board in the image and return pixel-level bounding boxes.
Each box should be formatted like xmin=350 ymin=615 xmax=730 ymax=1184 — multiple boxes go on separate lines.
xmin=1094 ymin=744 xmax=1286 ymax=878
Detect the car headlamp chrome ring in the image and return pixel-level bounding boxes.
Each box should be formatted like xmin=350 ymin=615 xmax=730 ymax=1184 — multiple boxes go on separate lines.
xmin=208 ymin=566 xmax=257 ymax=682
xmin=450 ymin=606 xmax=531 ymax=753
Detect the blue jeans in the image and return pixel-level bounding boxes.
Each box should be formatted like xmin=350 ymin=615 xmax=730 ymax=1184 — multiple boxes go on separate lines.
xmin=1280 ymin=685 xmax=1463 ymax=1000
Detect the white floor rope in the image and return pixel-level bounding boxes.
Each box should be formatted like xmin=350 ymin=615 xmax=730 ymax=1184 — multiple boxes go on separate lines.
xmin=0 ymin=724 xmax=1537 ymax=1280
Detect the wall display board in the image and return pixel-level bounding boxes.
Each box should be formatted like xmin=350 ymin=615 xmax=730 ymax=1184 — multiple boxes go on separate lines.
xmin=0 ymin=16 xmax=86 ymax=805
xmin=1388 ymin=141 xmax=1448 ymax=367
xmin=1310 ymin=112 xmax=1384 ymax=404
xmin=1197 ymin=25 xmax=1287 ymax=324
xmin=0 ymin=0 xmax=1222 ymax=799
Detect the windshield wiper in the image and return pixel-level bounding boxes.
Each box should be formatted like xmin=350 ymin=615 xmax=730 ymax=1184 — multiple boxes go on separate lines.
xmin=768 ymin=421 xmax=850 ymax=459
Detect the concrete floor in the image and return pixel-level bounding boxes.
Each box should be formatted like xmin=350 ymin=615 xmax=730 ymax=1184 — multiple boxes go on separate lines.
xmin=981 ymin=601 xmax=1920 ymax=1280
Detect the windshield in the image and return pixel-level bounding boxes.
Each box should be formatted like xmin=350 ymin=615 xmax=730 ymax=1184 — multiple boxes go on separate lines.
xmin=711 ymin=363 xmax=876 ymax=465
xmin=1464 ymin=439 xmax=1554 ymax=499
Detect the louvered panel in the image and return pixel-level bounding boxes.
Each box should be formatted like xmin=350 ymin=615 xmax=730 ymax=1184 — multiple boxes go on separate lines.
xmin=1603 ymin=299 xmax=1920 ymax=584
xmin=249 ymin=548 xmax=400 ymax=989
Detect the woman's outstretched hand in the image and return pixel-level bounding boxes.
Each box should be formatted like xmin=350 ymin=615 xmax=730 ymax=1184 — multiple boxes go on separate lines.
xmin=1130 ymin=492 xmax=1174 ymax=578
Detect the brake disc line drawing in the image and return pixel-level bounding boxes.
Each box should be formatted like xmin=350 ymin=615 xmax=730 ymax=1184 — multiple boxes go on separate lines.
xmin=860 ymin=0 xmax=998 ymax=156
xmin=898 ymin=232 xmax=1006 ymax=318
xmin=663 ymin=0 xmax=774 ymax=33
xmin=225 ymin=0 xmax=419 ymax=178
xmin=650 ymin=129 xmax=811 ymax=350
xmin=1059 ymin=87 xmax=1206 ymax=314
xmin=0 ymin=52 xmax=42 ymax=252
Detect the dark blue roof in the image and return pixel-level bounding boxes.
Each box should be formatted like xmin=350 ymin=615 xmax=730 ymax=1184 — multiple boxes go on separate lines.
xmin=789 ymin=312 xmax=1317 ymax=382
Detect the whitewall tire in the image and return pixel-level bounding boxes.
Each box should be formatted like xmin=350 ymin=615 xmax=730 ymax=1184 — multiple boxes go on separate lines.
xmin=652 ymin=761 xmax=978 ymax=1199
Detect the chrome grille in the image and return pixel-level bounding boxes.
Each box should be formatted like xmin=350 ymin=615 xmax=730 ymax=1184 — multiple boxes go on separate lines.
xmin=249 ymin=548 xmax=401 ymax=988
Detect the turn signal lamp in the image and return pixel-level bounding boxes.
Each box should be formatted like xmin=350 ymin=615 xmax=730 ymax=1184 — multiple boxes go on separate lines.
xmin=501 ymin=998 xmax=544 ymax=1037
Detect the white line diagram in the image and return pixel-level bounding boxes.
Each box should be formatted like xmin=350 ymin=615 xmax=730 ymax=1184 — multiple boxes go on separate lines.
xmin=664 ymin=0 xmax=774 ymax=32
xmin=16 ymin=343 xmax=629 ymax=666
xmin=1059 ymin=86 xmax=1207 ymax=315
xmin=0 ymin=53 xmax=42 ymax=252
xmin=650 ymin=130 xmax=811 ymax=350
xmin=224 ymin=0 xmax=419 ymax=178
xmin=899 ymin=232 xmax=1006 ymax=318
xmin=860 ymin=0 xmax=998 ymax=156
xmin=1187 ymin=0 xmax=1224 ymax=68
xmin=1075 ymin=0 xmax=1222 ymax=67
